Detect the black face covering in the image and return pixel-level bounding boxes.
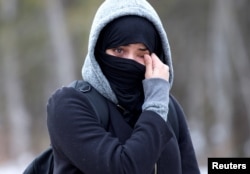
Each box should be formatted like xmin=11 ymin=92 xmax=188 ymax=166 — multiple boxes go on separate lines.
xmin=98 ymin=52 xmax=145 ymax=116
xmin=95 ymin=16 xmax=162 ymax=125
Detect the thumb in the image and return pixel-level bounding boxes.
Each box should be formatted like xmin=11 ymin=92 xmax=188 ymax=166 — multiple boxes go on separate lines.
xmin=144 ymin=54 xmax=152 ymax=79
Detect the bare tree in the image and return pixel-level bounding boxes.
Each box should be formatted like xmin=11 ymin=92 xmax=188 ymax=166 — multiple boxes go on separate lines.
xmin=206 ymin=0 xmax=250 ymax=156
xmin=223 ymin=0 xmax=250 ymax=156
xmin=0 ymin=0 xmax=31 ymax=159
xmin=45 ymin=0 xmax=76 ymax=89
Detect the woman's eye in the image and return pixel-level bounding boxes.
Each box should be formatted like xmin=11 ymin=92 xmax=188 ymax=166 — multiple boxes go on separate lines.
xmin=139 ymin=52 xmax=149 ymax=58
xmin=114 ymin=48 xmax=123 ymax=54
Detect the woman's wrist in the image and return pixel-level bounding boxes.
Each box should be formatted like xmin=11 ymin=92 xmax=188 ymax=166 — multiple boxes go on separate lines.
xmin=142 ymin=78 xmax=170 ymax=121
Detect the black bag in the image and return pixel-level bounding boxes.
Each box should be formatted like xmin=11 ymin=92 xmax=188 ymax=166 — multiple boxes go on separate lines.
xmin=23 ymin=80 xmax=179 ymax=174
xmin=23 ymin=147 xmax=53 ymax=174
xmin=23 ymin=80 xmax=109 ymax=174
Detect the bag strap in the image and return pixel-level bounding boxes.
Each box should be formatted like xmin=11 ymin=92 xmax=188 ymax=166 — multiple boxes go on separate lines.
xmin=168 ymin=94 xmax=180 ymax=140
xmin=69 ymin=80 xmax=179 ymax=140
xmin=68 ymin=80 xmax=109 ymax=129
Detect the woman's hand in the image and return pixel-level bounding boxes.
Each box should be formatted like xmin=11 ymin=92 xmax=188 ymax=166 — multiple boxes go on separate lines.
xmin=144 ymin=53 xmax=170 ymax=81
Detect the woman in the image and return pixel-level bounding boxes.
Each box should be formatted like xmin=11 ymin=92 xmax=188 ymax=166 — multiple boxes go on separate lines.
xmin=47 ymin=0 xmax=200 ymax=173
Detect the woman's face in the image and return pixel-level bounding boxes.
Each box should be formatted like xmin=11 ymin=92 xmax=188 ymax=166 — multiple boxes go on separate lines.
xmin=105 ymin=43 xmax=150 ymax=65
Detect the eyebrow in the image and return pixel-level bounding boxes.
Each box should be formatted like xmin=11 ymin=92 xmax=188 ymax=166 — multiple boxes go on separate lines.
xmin=138 ymin=48 xmax=149 ymax=51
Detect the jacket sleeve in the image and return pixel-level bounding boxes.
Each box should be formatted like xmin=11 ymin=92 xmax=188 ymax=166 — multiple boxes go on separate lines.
xmin=47 ymin=87 xmax=173 ymax=174
xmin=172 ymin=96 xmax=201 ymax=174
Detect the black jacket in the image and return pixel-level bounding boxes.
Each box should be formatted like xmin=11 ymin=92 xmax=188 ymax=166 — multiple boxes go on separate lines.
xmin=47 ymin=87 xmax=200 ymax=174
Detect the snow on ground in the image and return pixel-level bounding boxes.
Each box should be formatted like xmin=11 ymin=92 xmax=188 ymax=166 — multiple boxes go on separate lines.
xmin=0 ymin=165 xmax=208 ymax=174
xmin=0 ymin=155 xmax=208 ymax=174
xmin=0 ymin=162 xmax=26 ymax=174
xmin=0 ymin=153 xmax=33 ymax=174
xmin=200 ymin=167 xmax=208 ymax=174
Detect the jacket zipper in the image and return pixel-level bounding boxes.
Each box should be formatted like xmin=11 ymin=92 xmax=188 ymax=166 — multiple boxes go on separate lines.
xmin=154 ymin=163 xmax=157 ymax=174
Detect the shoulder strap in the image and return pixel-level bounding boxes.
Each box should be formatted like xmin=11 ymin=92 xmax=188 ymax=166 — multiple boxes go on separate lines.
xmin=68 ymin=80 xmax=109 ymax=129
xmin=168 ymin=94 xmax=180 ymax=140
xmin=70 ymin=80 xmax=179 ymax=139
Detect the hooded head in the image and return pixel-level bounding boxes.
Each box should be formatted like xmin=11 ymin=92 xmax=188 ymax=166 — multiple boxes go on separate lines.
xmin=95 ymin=15 xmax=163 ymax=59
xmin=82 ymin=0 xmax=173 ymax=105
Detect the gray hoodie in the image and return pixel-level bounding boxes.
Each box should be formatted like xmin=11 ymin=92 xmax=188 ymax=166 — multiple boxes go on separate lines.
xmin=82 ymin=0 xmax=173 ymax=102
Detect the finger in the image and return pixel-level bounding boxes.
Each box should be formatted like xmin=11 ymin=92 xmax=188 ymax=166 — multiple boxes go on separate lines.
xmin=151 ymin=53 xmax=170 ymax=81
xmin=144 ymin=54 xmax=153 ymax=79
xmin=151 ymin=53 xmax=162 ymax=68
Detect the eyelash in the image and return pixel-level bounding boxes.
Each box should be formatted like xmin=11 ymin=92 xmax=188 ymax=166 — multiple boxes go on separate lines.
xmin=112 ymin=47 xmax=149 ymax=58
xmin=114 ymin=48 xmax=123 ymax=54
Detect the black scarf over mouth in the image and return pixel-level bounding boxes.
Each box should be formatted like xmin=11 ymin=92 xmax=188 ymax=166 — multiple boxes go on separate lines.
xmin=95 ymin=15 xmax=163 ymax=126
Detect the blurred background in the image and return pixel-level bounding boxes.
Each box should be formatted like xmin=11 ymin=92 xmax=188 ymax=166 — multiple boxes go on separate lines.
xmin=0 ymin=0 xmax=249 ymax=173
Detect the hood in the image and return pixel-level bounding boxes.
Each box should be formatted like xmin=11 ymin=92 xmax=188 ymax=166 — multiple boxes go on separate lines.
xmin=82 ymin=0 xmax=173 ymax=104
